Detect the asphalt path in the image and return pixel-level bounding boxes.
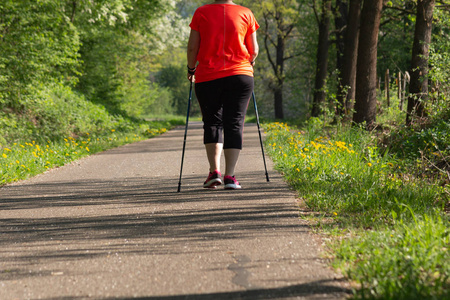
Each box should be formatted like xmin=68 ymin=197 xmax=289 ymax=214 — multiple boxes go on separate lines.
xmin=0 ymin=122 xmax=350 ymax=299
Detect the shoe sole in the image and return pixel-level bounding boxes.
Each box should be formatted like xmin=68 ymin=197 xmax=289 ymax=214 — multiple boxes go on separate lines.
xmin=224 ymin=184 xmax=241 ymax=190
xmin=203 ymin=179 xmax=222 ymax=188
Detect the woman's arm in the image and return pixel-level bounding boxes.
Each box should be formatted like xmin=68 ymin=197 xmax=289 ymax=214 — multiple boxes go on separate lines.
xmin=187 ymin=29 xmax=200 ymax=81
xmin=245 ymin=31 xmax=259 ymax=65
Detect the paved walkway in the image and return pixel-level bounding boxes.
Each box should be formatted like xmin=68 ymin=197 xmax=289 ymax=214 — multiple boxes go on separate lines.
xmin=0 ymin=122 xmax=350 ymax=299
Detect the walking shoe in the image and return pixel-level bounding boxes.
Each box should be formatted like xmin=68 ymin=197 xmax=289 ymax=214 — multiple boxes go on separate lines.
xmin=224 ymin=175 xmax=241 ymax=190
xmin=203 ymin=170 xmax=222 ymax=188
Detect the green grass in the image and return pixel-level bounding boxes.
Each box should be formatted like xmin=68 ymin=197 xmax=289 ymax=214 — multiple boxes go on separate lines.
xmin=0 ymin=119 xmax=181 ymax=186
xmin=263 ymin=120 xmax=449 ymax=299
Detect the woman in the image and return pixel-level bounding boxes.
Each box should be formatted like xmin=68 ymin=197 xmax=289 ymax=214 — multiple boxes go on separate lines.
xmin=187 ymin=0 xmax=259 ymax=190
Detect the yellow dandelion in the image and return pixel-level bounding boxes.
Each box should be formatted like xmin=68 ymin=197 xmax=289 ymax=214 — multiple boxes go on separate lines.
xmin=16 ymin=160 xmax=20 ymax=164
xmin=2 ymin=153 xmax=7 ymax=158
xmin=333 ymin=212 xmax=338 ymax=216
xmin=367 ymin=163 xmax=372 ymax=167
xmin=4 ymin=148 xmax=11 ymax=152
xmin=111 ymin=129 xmax=115 ymax=132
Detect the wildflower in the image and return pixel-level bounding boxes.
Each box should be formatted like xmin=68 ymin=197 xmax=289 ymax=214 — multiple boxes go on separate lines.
xmin=16 ymin=160 xmax=20 ymax=164
xmin=296 ymin=168 xmax=300 ymax=172
xmin=86 ymin=147 xmax=90 ymax=152
xmin=333 ymin=212 xmax=338 ymax=216
xmin=4 ymin=148 xmax=11 ymax=152
xmin=367 ymin=163 xmax=372 ymax=167
xmin=111 ymin=129 xmax=115 ymax=132
xmin=2 ymin=153 xmax=7 ymax=158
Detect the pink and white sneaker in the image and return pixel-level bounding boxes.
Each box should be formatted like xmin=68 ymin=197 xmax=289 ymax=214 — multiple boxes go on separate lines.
xmin=203 ymin=170 xmax=222 ymax=188
xmin=224 ymin=175 xmax=241 ymax=190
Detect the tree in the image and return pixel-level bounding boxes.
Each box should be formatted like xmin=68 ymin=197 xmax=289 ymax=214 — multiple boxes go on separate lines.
xmin=353 ymin=0 xmax=384 ymax=128
xmin=336 ymin=0 xmax=361 ymax=118
xmin=251 ymin=0 xmax=301 ymax=119
xmin=311 ymin=0 xmax=332 ymax=117
xmin=0 ymin=0 xmax=80 ymax=111
xmin=406 ymin=0 xmax=436 ymax=125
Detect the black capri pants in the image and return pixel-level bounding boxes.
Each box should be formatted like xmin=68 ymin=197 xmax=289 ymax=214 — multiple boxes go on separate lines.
xmin=195 ymin=75 xmax=254 ymax=150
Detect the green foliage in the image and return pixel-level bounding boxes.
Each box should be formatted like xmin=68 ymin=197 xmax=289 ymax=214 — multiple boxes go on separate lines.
xmin=264 ymin=122 xmax=444 ymax=226
xmin=335 ymin=215 xmax=449 ymax=299
xmin=0 ymin=83 xmax=139 ymax=143
xmin=0 ymin=123 xmax=172 ymax=186
xmin=378 ymin=1 xmax=415 ymax=76
xmin=0 ymin=0 xmax=81 ymax=110
xmin=263 ymin=120 xmax=448 ymax=299
xmin=155 ymin=64 xmax=193 ymax=115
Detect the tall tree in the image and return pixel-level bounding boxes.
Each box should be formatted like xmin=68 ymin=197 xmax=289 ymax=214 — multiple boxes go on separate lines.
xmin=311 ymin=0 xmax=332 ymax=117
xmin=253 ymin=0 xmax=300 ymax=119
xmin=406 ymin=0 xmax=436 ymax=125
xmin=336 ymin=0 xmax=361 ymax=118
xmin=353 ymin=0 xmax=384 ymax=128
xmin=333 ymin=0 xmax=348 ymax=118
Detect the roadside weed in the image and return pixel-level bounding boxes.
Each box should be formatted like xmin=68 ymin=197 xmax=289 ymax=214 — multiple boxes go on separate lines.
xmin=263 ymin=121 xmax=449 ymax=299
xmin=0 ymin=127 xmax=169 ymax=186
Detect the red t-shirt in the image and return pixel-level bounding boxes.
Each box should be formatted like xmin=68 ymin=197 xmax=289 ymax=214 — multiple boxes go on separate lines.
xmin=189 ymin=4 xmax=259 ymax=83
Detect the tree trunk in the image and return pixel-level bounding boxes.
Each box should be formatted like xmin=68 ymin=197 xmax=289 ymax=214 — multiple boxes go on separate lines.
xmin=311 ymin=0 xmax=332 ymax=117
xmin=334 ymin=0 xmax=348 ymax=118
xmin=274 ymin=85 xmax=283 ymax=119
xmin=352 ymin=0 xmax=383 ymax=128
xmin=274 ymin=33 xmax=285 ymax=119
xmin=337 ymin=0 xmax=361 ymax=118
xmin=406 ymin=0 xmax=435 ymax=125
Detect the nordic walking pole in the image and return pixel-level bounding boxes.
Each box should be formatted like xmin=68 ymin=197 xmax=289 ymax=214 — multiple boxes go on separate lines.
xmin=252 ymin=91 xmax=270 ymax=182
xmin=177 ymin=81 xmax=193 ymax=192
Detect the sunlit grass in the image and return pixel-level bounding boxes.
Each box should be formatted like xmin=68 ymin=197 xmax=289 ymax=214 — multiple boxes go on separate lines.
xmin=263 ymin=120 xmax=449 ymax=299
xmin=0 ymin=126 xmax=169 ymax=186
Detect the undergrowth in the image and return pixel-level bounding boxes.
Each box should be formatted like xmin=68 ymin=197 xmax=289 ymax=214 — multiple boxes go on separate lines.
xmin=0 ymin=84 xmax=183 ymax=186
xmin=263 ymin=116 xmax=449 ymax=299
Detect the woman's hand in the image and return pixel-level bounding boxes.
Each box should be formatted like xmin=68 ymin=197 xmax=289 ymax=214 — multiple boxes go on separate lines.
xmin=187 ymin=73 xmax=195 ymax=82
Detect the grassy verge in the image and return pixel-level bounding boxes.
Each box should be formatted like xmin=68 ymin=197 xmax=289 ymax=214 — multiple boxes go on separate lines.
xmin=0 ymin=83 xmax=185 ymax=186
xmin=0 ymin=119 xmax=182 ymax=187
xmin=263 ymin=119 xmax=449 ymax=299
